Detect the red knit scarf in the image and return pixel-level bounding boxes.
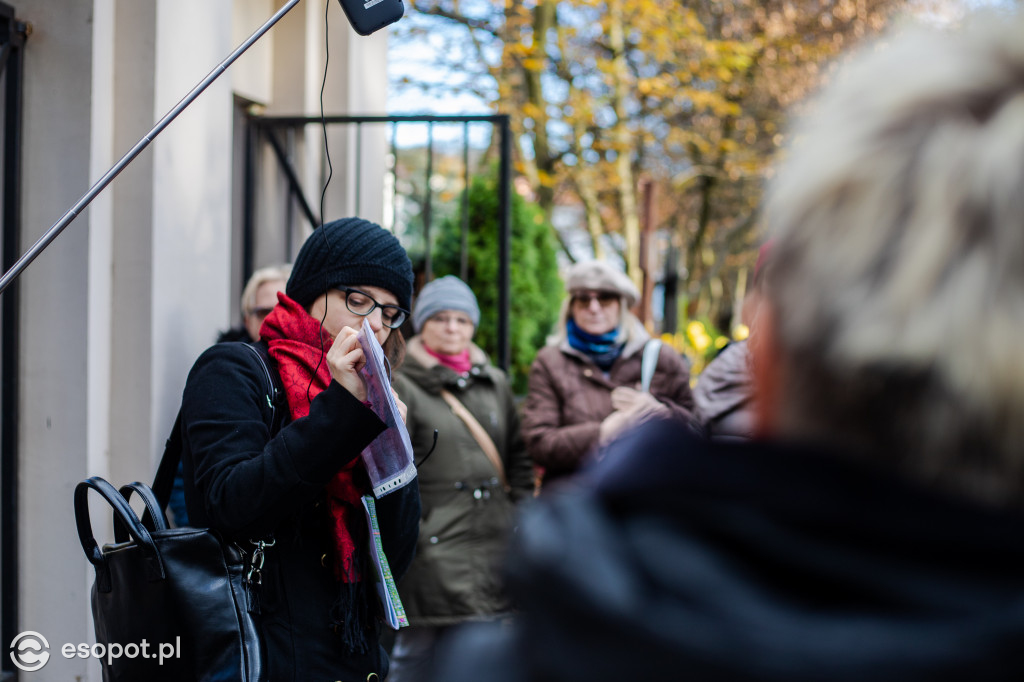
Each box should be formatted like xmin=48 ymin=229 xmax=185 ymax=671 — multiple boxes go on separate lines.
xmin=260 ymin=292 xmax=367 ymax=583
xmin=423 ymin=344 xmax=472 ymax=374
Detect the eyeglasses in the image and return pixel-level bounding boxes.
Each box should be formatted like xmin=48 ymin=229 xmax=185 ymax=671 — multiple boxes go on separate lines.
xmin=247 ymin=306 xmax=275 ymax=320
xmin=572 ymin=291 xmax=619 ymax=307
xmin=428 ymin=313 xmax=474 ymax=327
xmin=337 ymin=287 xmax=409 ymax=329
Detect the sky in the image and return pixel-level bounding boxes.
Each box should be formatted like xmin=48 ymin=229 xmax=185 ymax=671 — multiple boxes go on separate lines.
xmin=386 ymin=9 xmax=495 ymax=148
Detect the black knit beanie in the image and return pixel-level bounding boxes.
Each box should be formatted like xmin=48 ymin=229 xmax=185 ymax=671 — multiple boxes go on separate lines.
xmin=286 ymin=217 xmax=414 ymax=311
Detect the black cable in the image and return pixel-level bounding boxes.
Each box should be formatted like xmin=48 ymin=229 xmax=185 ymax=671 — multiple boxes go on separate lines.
xmin=318 ymin=0 xmax=334 ymax=246
xmin=307 ymin=0 xmax=336 ymax=403
xmin=415 ymin=430 xmax=440 ymax=468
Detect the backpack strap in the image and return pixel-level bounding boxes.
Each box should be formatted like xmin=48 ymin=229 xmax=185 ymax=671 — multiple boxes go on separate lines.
xmin=151 ymin=342 xmax=283 ymax=520
xmin=150 ymin=409 xmax=186 ymax=520
xmin=241 ymin=341 xmax=286 ymax=435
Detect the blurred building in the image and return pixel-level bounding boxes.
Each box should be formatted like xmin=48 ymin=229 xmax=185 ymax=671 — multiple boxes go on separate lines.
xmin=0 ymin=1 xmax=390 ymax=678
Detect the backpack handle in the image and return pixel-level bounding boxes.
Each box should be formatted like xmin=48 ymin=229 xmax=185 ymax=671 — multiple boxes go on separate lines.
xmin=113 ymin=481 xmax=170 ymax=544
xmin=75 ymin=476 xmax=166 ymax=591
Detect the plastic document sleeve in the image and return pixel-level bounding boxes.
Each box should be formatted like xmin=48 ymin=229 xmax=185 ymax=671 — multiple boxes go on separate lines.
xmin=356 ymin=318 xmax=417 ymax=497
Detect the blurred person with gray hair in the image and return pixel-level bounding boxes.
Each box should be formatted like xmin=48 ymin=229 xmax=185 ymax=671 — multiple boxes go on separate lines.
xmin=429 ymin=12 xmax=1024 ymax=681
xmin=215 ymin=263 xmax=292 ymax=343
xmin=521 ymin=259 xmax=696 ymax=489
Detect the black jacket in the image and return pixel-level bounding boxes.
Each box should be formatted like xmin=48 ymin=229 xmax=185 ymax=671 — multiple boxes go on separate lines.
xmin=432 ymin=420 xmax=1024 ymax=681
xmin=181 ymin=341 xmax=420 ymax=681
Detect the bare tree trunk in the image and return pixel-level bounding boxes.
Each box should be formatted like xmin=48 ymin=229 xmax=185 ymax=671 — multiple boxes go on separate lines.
xmin=524 ymin=0 xmax=558 ymax=215
xmin=608 ymin=0 xmax=641 ymax=288
xmin=574 ymin=175 xmax=606 ymax=260
xmin=684 ymin=172 xmax=717 ymax=304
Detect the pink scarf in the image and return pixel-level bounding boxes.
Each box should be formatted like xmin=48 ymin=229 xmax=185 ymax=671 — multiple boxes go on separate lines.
xmin=424 ymin=344 xmax=472 ymax=374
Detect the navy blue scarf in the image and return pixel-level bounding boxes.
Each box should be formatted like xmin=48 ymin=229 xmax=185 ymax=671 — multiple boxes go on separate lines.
xmin=567 ymin=318 xmax=624 ymax=371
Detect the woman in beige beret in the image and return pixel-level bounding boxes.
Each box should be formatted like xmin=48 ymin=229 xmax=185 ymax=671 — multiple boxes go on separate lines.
xmin=521 ymin=260 xmax=696 ymax=488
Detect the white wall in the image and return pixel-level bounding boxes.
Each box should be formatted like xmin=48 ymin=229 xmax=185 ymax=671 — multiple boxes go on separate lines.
xmin=150 ymin=0 xmax=236 ymax=459
xmin=108 ymin=0 xmax=158 ymax=495
xmin=11 ymin=0 xmax=97 ymax=678
xmin=5 ymin=0 xmax=392 ymax=677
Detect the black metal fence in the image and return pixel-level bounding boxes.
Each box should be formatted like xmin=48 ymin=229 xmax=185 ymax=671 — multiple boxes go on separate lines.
xmin=0 ymin=5 xmax=28 ymax=679
xmin=242 ymin=113 xmax=513 ymax=370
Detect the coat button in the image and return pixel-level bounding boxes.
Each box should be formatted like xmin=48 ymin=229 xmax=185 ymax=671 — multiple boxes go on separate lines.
xmin=583 ymin=368 xmax=593 ymax=377
xmin=456 ymin=378 xmax=467 ymax=388
xmin=429 ymin=536 xmax=439 ymax=544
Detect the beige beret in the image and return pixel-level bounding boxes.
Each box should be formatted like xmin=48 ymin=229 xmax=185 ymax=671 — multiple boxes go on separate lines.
xmin=565 ymin=260 xmax=639 ymax=307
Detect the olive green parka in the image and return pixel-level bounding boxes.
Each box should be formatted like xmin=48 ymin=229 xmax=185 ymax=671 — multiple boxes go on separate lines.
xmin=392 ymin=336 xmax=534 ymax=625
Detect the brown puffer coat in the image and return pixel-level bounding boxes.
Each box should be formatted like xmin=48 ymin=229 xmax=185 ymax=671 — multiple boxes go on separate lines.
xmin=521 ymin=322 xmax=696 ymax=485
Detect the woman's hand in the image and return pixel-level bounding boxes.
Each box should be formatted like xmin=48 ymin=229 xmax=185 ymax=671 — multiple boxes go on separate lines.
xmin=327 ymin=326 xmax=367 ymax=401
xmin=598 ymin=408 xmax=633 ymax=447
xmin=611 ymin=386 xmax=670 ymax=417
xmin=391 ymin=387 xmax=409 ymax=424
xmin=600 ymin=388 xmax=670 ymax=447
xmin=610 ymin=386 xmax=643 ymax=412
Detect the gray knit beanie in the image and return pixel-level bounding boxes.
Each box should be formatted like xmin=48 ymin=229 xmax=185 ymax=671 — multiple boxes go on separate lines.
xmin=286 ymin=217 xmax=414 ymax=311
xmin=412 ymin=275 xmax=480 ymax=333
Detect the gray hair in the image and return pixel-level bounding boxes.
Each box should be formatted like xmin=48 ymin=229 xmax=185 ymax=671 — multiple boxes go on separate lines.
xmin=241 ymin=264 xmax=292 ymax=316
xmin=763 ymin=11 xmax=1024 ymax=505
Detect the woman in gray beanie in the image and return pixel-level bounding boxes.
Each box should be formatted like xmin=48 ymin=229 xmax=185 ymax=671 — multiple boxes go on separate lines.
xmin=390 ymin=275 xmax=534 ymax=682
xmin=521 ymin=259 xmax=697 ymax=489
xmin=179 ymin=217 xmax=421 ymax=681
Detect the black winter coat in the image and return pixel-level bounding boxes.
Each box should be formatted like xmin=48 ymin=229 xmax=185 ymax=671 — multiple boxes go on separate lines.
xmin=181 ymin=341 xmax=420 ymax=681
xmin=432 ymin=420 xmax=1024 ymax=682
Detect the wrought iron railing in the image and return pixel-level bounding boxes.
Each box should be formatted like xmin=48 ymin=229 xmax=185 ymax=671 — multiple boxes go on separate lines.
xmin=243 ymin=113 xmax=513 ymax=370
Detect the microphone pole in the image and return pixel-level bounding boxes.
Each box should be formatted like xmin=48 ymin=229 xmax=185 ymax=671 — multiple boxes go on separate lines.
xmin=0 ymin=0 xmax=303 ymax=296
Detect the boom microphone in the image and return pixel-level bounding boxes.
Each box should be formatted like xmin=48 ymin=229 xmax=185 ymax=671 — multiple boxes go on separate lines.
xmin=0 ymin=0 xmax=404 ymax=295
xmin=336 ymin=0 xmax=404 ymax=36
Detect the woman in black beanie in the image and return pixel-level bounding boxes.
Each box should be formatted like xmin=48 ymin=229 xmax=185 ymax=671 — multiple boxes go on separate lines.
xmin=180 ymin=217 xmax=421 ymax=681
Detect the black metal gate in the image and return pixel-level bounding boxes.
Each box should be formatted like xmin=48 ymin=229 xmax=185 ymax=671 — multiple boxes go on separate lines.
xmin=0 ymin=5 xmax=27 ymax=679
xmin=242 ymin=113 xmax=513 ymax=371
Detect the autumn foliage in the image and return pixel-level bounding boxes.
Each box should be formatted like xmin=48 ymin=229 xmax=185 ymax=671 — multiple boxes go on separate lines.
xmin=395 ymin=0 xmax=934 ymax=337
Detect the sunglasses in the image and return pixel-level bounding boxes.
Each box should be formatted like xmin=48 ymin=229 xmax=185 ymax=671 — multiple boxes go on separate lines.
xmin=572 ymin=291 xmax=619 ymax=307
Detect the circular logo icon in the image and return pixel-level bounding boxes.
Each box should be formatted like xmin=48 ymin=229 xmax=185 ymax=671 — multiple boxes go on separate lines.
xmin=10 ymin=631 xmax=50 ymax=672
